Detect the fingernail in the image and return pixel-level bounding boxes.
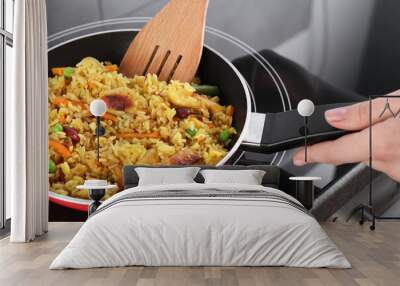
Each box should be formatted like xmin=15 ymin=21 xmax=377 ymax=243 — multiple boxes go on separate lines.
xmin=325 ymin=107 xmax=347 ymax=122
xmin=294 ymin=159 xmax=305 ymax=166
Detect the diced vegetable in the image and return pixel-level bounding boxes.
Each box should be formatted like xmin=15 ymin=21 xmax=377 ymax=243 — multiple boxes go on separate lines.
xmin=53 ymin=97 xmax=69 ymax=107
xmin=170 ymin=149 xmax=201 ymax=165
xmin=49 ymin=140 xmax=72 ymax=159
xmin=118 ymin=131 xmax=161 ymax=139
xmin=53 ymin=97 xmax=86 ymax=109
xmin=103 ymin=112 xmax=118 ymax=123
xmin=63 ymin=67 xmax=75 ymax=78
xmin=50 ymin=123 xmax=63 ymax=133
xmin=59 ymin=114 xmax=67 ymax=124
xmin=51 ymin=67 xmax=64 ymax=76
xmin=191 ymin=84 xmax=220 ymax=97
xmin=218 ymin=129 xmax=231 ymax=143
xmin=104 ymin=64 xmax=119 ymax=72
xmin=186 ymin=127 xmax=198 ymax=137
xmin=49 ymin=159 xmax=57 ymax=173
xmin=175 ymin=108 xmax=192 ymax=119
xmin=63 ymin=126 xmax=80 ymax=144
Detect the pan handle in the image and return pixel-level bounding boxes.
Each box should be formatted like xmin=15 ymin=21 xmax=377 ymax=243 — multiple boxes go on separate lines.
xmin=241 ymin=102 xmax=354 ymax=153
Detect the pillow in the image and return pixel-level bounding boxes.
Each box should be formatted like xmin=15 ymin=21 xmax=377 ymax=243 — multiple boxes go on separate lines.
xmin=200 ymin=169 xmax=266 ymax=185
xmin=135 ymin=167 xmax=200 ymax=186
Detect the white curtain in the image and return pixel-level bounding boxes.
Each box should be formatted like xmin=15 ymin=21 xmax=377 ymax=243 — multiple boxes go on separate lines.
xmin=8 ymin=0 xmax=48 ymax=242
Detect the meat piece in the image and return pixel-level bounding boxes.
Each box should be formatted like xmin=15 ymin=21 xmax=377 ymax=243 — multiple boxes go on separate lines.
xmin=170 ymin=149 xmax=201 ymax=165
xmin=175 ymin=108 xmax=192 ymax=119
xmin=101 ymin=94 xmax=133 ymax=111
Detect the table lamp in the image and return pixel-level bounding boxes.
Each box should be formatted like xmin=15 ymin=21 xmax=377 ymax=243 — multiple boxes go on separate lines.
xmin=297 ymin=99 xmax=315 ymax=162
xmin=89 ymin=99 xmax=107 ymax=162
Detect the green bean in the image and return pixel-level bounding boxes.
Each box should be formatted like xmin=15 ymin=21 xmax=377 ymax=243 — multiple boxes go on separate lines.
xmin=191 ymin=84 xmax=220 ymax=96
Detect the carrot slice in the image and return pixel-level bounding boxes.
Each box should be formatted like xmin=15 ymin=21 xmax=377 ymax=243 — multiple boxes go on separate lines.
xmin=103 ymin=112 xmax=118 ymax=123
xmin=49 ymin=140 xmax=72 ymax=159
xmin=53 ymin=97 xmax=69 ymax=107
xmin=53 ymin=97 xmax=86 ymax=109
xmin=59 ymin=114 xmax=67 ymax=124
xmin=118 ymin=131 xmax=160 ymax=139
xmin=71 ymin=99 xmax=87 ymax=109
xmin=51 ymin=67 xmax=64 ymax=76
xmin=104 ymin=64 xmax=119 ymax=72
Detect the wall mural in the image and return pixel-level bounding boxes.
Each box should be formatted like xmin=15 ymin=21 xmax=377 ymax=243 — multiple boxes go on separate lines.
xmin=47 ymin=0 xmax=391 ymax=223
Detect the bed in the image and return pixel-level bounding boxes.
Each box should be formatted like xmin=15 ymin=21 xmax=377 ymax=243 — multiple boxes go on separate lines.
xmin=50 ymin=165 xmax=350 ymax=269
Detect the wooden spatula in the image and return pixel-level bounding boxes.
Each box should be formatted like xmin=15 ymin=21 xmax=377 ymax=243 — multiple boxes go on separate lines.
xmin=119 ymin=0 xmax=209 ymax=83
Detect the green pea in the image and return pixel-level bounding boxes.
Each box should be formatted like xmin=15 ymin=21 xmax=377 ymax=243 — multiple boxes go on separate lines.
xmin=49 ymin=159 xmax=57 ymax=174
xmin=186 ymin=127 xmax=198 ymax=137
xmin=218 ymin=129 xmax=231 ymax=142
xmin=51 ymin=123 xmax=63 ymax=133
xmin=63 ymin=67 xmax=75 ymax=78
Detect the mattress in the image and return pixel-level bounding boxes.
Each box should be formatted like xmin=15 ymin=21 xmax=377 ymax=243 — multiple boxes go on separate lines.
xmin=50 ymin=183 xmax=350 ymax=269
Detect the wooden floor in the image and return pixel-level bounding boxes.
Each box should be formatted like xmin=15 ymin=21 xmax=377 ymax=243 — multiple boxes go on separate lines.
xmin=0 ymin=222 xmax=399 ymax=286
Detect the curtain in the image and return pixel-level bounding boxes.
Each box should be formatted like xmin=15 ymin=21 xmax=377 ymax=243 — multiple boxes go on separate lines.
xmin=8 ymin=0 xmax=48 ymax=242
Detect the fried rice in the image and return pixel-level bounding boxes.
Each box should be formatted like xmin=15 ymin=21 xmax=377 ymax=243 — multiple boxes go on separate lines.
xmin=48 ymin=57 xmax=236 ymax=199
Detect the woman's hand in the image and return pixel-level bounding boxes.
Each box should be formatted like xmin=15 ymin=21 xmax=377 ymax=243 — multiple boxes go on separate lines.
xmin=293 ymin=90 xmax=400 ymax=181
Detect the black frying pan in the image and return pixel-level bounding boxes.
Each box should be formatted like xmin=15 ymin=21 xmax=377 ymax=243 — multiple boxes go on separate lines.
xmin=48 ymin=30 xmax=351 ymax=166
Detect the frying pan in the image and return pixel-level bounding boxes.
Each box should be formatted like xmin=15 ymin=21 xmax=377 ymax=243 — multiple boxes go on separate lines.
xmin=48 ymin=30 xmax=350 ymax=211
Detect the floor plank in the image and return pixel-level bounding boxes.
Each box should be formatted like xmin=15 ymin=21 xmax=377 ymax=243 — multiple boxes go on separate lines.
xmin=0 ymin=221 xmax=399 ymax=286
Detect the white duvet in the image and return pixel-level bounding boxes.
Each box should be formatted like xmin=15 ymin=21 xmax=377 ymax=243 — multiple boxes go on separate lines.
xmin=50 ymin=183 xmax=350 ymax=269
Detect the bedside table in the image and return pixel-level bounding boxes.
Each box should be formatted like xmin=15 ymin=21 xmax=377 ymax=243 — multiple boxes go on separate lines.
xmin=77 ymin=180 xmax=117 ymax=216
xmin=289 ymin=176 xmax=321 ymax=210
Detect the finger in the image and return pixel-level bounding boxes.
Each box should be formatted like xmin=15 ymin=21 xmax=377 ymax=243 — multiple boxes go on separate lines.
xmin=293 ymin=128 xmax=370 ymax=166
xmin=324 ymin=89 xmax=400 ymax=131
